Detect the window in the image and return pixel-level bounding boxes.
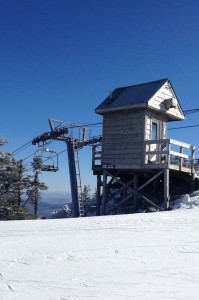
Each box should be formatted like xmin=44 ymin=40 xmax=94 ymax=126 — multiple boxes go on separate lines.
xmin=152 ymin=122 xmax=157 ymax=140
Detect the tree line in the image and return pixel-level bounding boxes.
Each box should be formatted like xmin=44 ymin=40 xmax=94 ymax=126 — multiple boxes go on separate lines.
xmin=0 ymin=136 xmax=47 ymax=220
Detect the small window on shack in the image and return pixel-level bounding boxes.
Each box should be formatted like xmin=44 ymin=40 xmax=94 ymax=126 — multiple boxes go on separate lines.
xmin=152 ymin=122 xmax=157 ymax=140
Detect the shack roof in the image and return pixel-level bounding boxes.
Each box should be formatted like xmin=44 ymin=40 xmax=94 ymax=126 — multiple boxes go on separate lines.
xmin=96 ymin=78 xmax=169 ymax=113
xmin=96 ymin=78 xmax=185 ymax=120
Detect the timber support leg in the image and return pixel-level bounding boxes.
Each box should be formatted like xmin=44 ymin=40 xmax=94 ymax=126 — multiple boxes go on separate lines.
xmin=102 ymin=170 xmax=107 ymax=215
xmin=134 ymin=174 xmax=138 ymax=210
xmin=190 ymin=173 xmax=195 ymax=193
xmin=164 ymin=168 xmax=170 ymax=210
xmin=96 ymin=174 xmax=101 ymax=216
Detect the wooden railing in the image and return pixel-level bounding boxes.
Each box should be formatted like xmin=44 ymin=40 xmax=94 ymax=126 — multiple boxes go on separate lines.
xmin=92 ymin=139 xmax=196 ymax=173
xmin=144 ymin=139 xmax=195 ymax=172
xmin=92 ymin=144 xmax=102 ymax=170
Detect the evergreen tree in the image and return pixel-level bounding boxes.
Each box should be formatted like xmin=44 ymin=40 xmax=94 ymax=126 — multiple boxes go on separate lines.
xmin=51 ymin=203 xmax=72 ymax=219
xmin=0 ymin=137 xmax=11 ymax=218
xmin=82 ymin=184 xmax=92 ymax=201
xmin=0 ymin=138 xmax=47 ymax=220
xmin=27 ymin=156 xmax=48 ymax=218
xmin=0 ymin=154 xmax=32 ymax=219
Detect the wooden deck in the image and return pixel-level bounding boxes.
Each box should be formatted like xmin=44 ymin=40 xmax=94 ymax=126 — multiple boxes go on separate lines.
xmin=92 ymin=139 xmax=197 ymax=213
xmin=92 ymin=139 xmax=196 ymax=175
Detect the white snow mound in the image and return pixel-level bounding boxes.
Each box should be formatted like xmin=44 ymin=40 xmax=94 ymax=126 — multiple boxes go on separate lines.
xmin=173 ymin=190 xmax=199 ymax=209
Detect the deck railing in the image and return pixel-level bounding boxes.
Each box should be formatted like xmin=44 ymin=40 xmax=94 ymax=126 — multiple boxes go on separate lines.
xmin=92 ymin=139 xmax=196 ymax=173
xmin=92 ymin=144 xmax=102 ymax=170
xmin=144 ymin=139 xmax=195 ymax=173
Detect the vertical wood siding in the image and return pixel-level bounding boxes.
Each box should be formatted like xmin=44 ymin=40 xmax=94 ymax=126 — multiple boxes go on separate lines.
xmin=102 ymin=110 xmax=145 ymax=168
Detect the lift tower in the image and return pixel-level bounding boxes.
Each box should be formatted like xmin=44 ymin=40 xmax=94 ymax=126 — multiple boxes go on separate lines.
xmin=32 ymin=119 xmax=102 ymax=217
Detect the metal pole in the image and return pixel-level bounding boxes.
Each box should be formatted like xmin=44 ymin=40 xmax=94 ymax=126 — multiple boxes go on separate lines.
xmin=66 ymin=141 xmax=79 ymax=217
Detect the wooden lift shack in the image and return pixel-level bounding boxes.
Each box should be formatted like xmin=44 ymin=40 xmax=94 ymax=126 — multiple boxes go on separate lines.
xmin=92 ymin=79 xmax=196 ymax=215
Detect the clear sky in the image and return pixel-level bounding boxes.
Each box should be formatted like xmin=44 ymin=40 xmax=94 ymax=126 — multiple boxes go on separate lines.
xmin=1 ymin=0 xmax=199 ymax=197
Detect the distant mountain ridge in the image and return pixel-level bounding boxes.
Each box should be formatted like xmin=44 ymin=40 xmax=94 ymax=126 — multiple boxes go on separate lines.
xmin=38 ymin=192 xmax=71 ymax=218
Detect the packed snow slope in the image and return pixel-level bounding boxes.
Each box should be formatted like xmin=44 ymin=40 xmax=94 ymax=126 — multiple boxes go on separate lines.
xmin=1 ymin=200 xmax=199 ymax=299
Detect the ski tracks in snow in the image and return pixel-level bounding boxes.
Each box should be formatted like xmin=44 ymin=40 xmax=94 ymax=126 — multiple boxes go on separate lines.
xmin=0 ymin=210 xmax=199 ymax=299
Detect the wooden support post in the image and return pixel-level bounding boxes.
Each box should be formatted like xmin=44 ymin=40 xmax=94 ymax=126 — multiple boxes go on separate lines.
xmin=164 ymin=168 xmax=170 ymax=210
xmin=134 ymin=174 xmax=138 ymax=210
xmin=102 ymin=170 xmax=107 ymax=215
xmin=190 ymin=173 xmax=195 ymax=193
xmin=167 ymin=143 xmax=171 ymax=169
xmin=179 ymin=146 xmax=183 ymax=171
xmin=191 ymin=146 xmax=195 ymax=173
xmin=190 ymin=146 xmax=195 ymax=193
xmin=96 ymin=175 xmax=101 ymax=216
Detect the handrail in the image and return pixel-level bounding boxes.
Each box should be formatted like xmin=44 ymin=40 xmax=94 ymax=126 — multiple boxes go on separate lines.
xmin=92 ymin=144 xmax=102 ymax=170
xmin=144 ymin=138 xmax=195 ymax=172
xmin=144 ymin=138 xmax=195 ymax=150
xmin=92 ymin=139 xmax=196 ymax=174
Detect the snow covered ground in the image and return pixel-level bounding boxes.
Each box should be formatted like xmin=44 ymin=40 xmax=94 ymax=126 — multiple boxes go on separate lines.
xmin=1 ymin=196 xmax=199 ymax=299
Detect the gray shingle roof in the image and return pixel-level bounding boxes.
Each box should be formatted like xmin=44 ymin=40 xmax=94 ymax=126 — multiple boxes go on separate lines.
xmin=96 ymin=78 xmax=169 ymax=113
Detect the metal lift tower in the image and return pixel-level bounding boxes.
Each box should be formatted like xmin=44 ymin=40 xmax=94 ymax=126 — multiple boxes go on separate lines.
xmin=32 ymin=119 xmax=102 ymax=217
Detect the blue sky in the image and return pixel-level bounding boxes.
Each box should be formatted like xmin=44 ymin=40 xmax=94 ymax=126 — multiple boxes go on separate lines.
xmin=1 ymin=0 xmax=199 ymax=197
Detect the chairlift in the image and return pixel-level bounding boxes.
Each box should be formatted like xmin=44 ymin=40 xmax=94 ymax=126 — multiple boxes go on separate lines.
xmin=35 ymin=148 xmax=59 ymax=172
xmin=41 ymin=164 xmax=59 ymax=172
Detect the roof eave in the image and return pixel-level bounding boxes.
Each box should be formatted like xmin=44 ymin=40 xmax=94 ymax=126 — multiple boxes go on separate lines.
xmin=166 ymin=113 xmax=185 ymax=122
xmin=147 ymin=105 xmax=185 ymax=121
xmin=96 ymin=103 xmax=147 ymax=115
xmin=167 ymin=79 xmax=185 ymax=119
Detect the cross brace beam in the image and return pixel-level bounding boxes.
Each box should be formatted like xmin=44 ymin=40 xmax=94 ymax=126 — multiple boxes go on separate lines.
xmin=105 ymin=170 xmax=164 ymax=211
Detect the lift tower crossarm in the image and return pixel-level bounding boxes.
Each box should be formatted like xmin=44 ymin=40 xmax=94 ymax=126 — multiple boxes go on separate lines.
xmin=32 ymin=128 xmax=69 ymax=145
xmin=77 ymin=136 xmax=102 ymax=149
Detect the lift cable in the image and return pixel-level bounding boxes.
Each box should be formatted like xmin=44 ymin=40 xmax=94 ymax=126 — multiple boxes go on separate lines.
xmin=183 ymin=108 xmax=199 ymax=115
xmin=10 ymin=122 xmax=102 ymax=156
xmin=49 ymin=121 xmax=102 ymax=129
xmin=7 ymin=112 xmax=199 ymax=154
xmin=22 ymin=140 xmax=57 ymax=171
xmin=12 ymin=140 xmax=32 ymax=155
xmin=13 ymin=113 xmax=199 ymax=161
xmin=23 ymin=152 xmax=37 ymax=162
xmin=23 ymin=140 xmax=55 ymax=161
xmin=168 ymin=124 xmax=199 ymax=130
xmin=167 ymin=108 xmax=199 ymax=130
xmin=12 ymin=143 xmax=33 ymax=156
xmin=25 ymin=148 xmax=67 ymax=173
xmin=69 ymin=122 xmax=102 ymax=128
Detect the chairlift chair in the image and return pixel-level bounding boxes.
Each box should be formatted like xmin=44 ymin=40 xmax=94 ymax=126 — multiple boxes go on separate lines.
xmin=35 ymin=148 xmax=59 ymax=172
xmin=41 ymin=164 xmax=59 ymax=172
